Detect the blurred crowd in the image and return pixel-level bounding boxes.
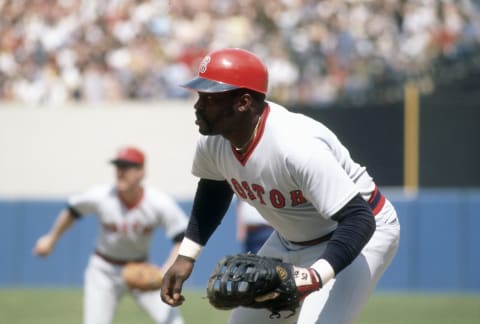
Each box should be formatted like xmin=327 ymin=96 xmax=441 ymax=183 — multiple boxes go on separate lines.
xmin=1 ymin=0 xmax=479 ymax=107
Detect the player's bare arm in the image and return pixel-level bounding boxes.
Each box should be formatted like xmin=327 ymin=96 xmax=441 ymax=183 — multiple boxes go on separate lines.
xmin=33 ymin=208 xmax=77 ymax=257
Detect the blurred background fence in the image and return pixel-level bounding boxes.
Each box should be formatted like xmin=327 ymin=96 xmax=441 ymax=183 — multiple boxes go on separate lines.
xmin=1 ymin=189 xmax=480 ymax=292
xmin=1 ymin=98 xmax=479 ymax=292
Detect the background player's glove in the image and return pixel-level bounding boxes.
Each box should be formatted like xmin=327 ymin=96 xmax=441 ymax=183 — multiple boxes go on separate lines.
xmin=206 ymin=253 xmax=322 ymax=318
xmin=122 ymin=262 xmax=163 ymax=291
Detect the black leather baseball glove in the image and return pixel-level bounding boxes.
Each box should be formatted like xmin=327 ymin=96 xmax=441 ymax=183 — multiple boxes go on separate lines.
xmin=206 ymin=253 xmax=301 ymax=318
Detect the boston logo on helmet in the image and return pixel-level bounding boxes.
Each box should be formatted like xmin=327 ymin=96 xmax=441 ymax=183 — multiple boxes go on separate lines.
xmin=182 ymin=48 xmax=268 ymax=94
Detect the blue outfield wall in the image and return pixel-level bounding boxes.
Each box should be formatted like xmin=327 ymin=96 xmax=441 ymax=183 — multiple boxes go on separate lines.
xmin=1 ymin=189 xmax=480 ymax=292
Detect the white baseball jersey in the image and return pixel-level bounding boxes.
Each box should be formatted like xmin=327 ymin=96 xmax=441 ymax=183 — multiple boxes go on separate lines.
xmin=68 ymin=184 xmax=188 ymax=260
xmin=192 ymin=102 xmax=376 ymax=242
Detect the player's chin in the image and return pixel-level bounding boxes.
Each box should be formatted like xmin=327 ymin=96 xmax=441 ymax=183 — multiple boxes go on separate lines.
xmin=198 ymin=128 xmax=211 ymax=136
xmin=116 ymin=182 xmax=129 ymax=193
xmin=197 ymin=123 xmax=213 ymax=136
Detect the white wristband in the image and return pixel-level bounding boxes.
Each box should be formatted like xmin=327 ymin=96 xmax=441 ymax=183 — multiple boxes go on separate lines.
xmin=311 ymin=259 xmax=335 ymax=286
xmin=178 ymin=237 xmax=204 ymax=260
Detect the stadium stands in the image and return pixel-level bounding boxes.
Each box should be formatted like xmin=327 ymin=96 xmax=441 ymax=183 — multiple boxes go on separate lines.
xmin=0 ymin=0 xmax=479 ymax=106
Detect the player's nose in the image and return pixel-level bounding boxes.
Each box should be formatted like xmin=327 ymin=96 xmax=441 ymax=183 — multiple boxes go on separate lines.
xmin=193 ymin=99 xmax=203 ymax=111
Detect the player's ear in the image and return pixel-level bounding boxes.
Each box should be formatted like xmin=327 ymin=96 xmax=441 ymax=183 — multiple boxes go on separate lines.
xmin=235 ymin=93 xmax=253 ymax=113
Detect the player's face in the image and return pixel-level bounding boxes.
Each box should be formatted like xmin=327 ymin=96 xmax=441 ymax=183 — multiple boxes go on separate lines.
xmin=193 ymin=91 xmax=238 ymax=136
xmin=115 ymin=164 xmax=144 ymax=193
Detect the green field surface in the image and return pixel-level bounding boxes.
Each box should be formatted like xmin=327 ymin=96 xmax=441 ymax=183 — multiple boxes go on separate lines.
xmin=0 ymin=289 xmax=479 ymax=324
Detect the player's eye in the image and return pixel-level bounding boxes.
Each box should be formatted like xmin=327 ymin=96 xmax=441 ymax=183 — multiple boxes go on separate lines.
xmin=198 ymin=94 xmax=214 ymax=103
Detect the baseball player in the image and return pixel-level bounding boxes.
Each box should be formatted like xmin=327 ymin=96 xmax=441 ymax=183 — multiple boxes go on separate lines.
xmin=160 ymin=48 xmax=400 ymax=324
xmin=236 ymin=199 xmax=274 ymax=254
xmin=33 ymin=146 xmax=187 ymax=324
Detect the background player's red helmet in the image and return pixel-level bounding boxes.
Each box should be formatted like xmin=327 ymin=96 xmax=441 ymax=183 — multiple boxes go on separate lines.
xmin=182 ymin=48 xmax=268 ymax=94
xmin=110 ymin=146 xmax=145 ymax=166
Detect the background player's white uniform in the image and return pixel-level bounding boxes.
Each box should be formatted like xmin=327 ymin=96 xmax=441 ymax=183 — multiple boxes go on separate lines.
xmin=192 ymin=102 xmax=400 ymax=323
xmin=237 ymin=199 xmax=270 ymax=228
xmin=236 ymin=199 xmax=273 ymax=253
xmin=69 ymin=183 xmax=187 ymax=324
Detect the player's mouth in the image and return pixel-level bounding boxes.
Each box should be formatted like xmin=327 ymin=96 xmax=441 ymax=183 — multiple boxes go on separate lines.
xmin=195 ymin=113 xmax=205 ymax=125
xmin=195 ymin=112 xmax=213 ymax=135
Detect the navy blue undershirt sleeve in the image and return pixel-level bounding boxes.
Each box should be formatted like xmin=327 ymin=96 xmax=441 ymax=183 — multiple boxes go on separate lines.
xmin=321 ymin=194 xmax=376 ymax=274
xmin=67 ymin=205 xmax=82 ymax=219
xmin=172 ymin=231 xmax=185 ymax=243
xmin=185 ymin=179 xmax=234 ymax=245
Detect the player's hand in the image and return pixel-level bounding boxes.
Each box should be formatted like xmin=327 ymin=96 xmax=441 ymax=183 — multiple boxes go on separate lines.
xmin=33 ymin=234 xmax=55 ymax=257
xmin=160 ymin=255 xmax=194 ymax=306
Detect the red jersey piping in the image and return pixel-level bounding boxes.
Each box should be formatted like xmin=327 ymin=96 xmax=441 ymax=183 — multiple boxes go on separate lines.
xmin=118 ymin=187 xmax=144 ymax=210
xmin=232 ymin=104 xmax=270 ymax=166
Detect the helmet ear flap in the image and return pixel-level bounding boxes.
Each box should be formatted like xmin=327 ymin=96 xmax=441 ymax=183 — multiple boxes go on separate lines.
xmin=182 ymin=48 xmax=268 ymax=94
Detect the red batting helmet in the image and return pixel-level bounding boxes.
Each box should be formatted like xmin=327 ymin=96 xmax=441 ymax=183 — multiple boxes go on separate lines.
xmin=182 ymin=48 xmax=268 ymax=94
